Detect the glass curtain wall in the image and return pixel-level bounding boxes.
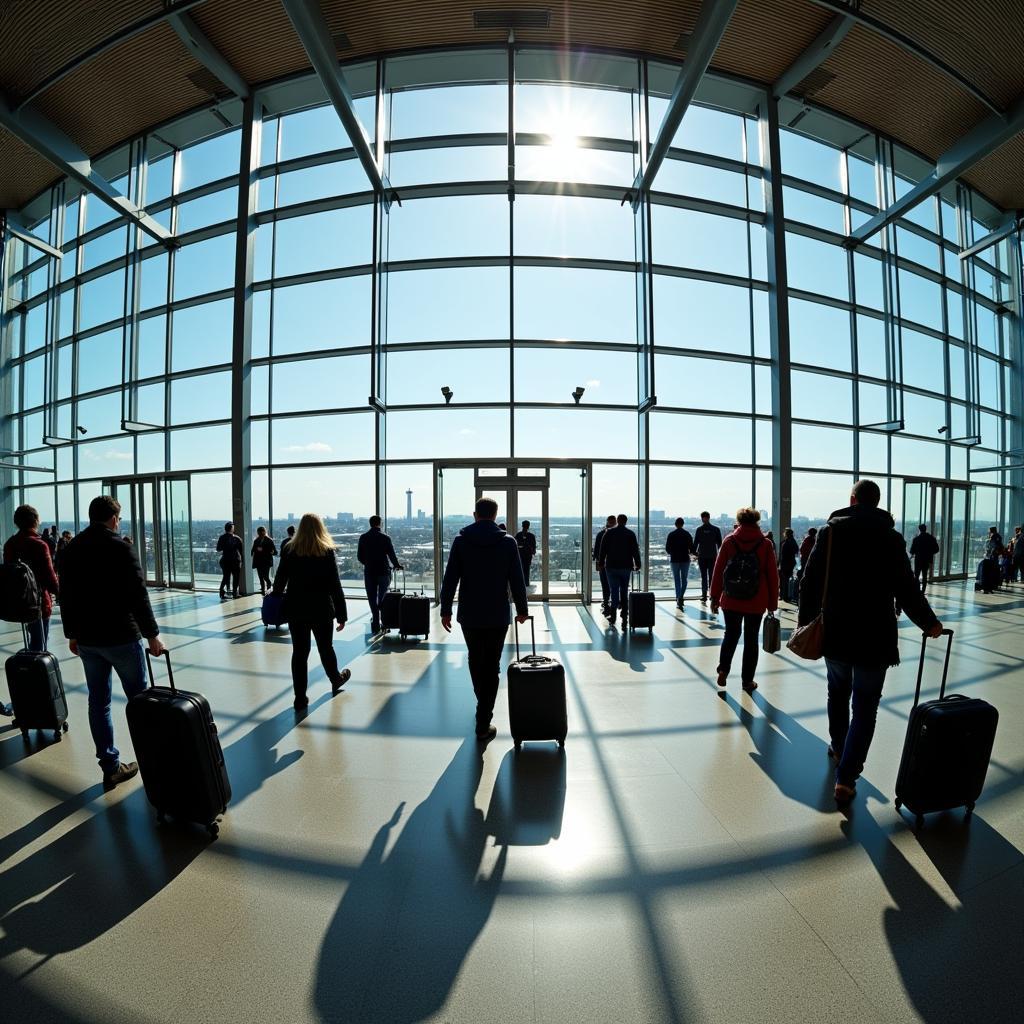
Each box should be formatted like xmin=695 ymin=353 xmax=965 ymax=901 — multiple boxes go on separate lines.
xmin=1 ymin=48 xmax=1020 ymax=595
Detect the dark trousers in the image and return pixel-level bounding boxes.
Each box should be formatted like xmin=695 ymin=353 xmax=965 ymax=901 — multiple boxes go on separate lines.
xmin=779 ymin=561 xmax=795 ymax=598
xmin=255 ymin=564 xmax=272 ymax=594
xmin=220 ymin=563 xmax=240 ymax=596
xmin=698 ymin=558 xmax=715 ymax=598
xmin=597 ymin=564 xmax=609 ymax=606
xmin=718 ymin=610 xmax=763 ymax=684
xmin=825 ymin=659 xmax=886 ymax=787
xmin=289 ymin=617 xmax=342 ymax=701
xmin=461 ymin=624 xmax=508 ymax=733
xmin=914 ymin=559 xmax=932 ymax=592
xmin=364 ymin=570 xmax=391 ymax=626
xmin=520 ymin=555 xmax=533 ymax=585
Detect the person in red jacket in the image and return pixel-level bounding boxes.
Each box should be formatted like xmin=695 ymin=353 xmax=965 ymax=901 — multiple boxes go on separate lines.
xmin=3 ymin=504 xmax=60 ymax=652
xmin=710 ymin=507 xmax=779 ymax=693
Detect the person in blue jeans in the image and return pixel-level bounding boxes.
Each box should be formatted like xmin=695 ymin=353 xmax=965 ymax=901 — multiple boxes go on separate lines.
xmin=665 ymin=517 xmax=695 ymax=609
xmin=799 ymin=480 xmax=941 ymax=805
xmin=597 ymin=514 xmax=641 ymax=628
xmin=58 ymin=495 xmax=166 ymax=788
xmin=357 ymin=515 xmax=404 ymax=633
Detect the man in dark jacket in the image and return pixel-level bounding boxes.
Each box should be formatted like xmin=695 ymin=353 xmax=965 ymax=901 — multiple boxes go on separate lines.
xmin=357 ymin=515 xmax=403 ymax=633
xmin=593 ymin=514 xmax=616 ymax=616
xmin=597 ymin=514 xmax=641 ymax=627
xmin=514 ymin=520 xmax=538 ymax=585
xmin=778 ymin=527 xmax=799 ymax=600
xmin=909 ymin=524 xmax=940 ymax=592
xmin=665 ymin=518 xmax=695 ymax=609
xmin=693 ymin=512 xmax=722 ymax=603
xmin=440 ymin=498 xmax=529 ymax=742
xmin=279 ymin=524 xmax=296 ymax=559
xmin=216 ymin=522 xmax=244 ymax=598
xmin=799 ymin=480 xmax=942 ymax=805
xmin=60 ymin=495 xmax=165 ymax=788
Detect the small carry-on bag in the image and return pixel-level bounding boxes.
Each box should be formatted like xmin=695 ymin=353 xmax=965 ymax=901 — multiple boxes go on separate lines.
xmin=975 ymin=558 xmax=1000 ymax=593
xmin=398 ymin=586 xmax=430 ymax=641
xmin=6 ymin=623 xmax=69 ymax=742
xmin=627 ymin=570 xmax=655 ymax=633
xmin=380 ymin=571 xmax=404 ymax=631
xmin=261 ymin=592 xmax=287 ymax=628
xmin=761 ymin=612 xmax=781 ymax=654
xmin=507 ymin=615 xmax=567 ymax=751
xmin=127 ymin=651 xmax=231 ymax=838
xmin=894 ymin=629 xmax=998 ymax=827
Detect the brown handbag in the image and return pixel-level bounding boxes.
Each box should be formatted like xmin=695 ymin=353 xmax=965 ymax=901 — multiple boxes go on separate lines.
xmin=786 ymin=528 xmax=832 ymax=661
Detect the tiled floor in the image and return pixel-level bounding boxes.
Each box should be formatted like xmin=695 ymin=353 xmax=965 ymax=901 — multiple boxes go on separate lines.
xmin=1 ymin=583 xmax=1022 ymax=1023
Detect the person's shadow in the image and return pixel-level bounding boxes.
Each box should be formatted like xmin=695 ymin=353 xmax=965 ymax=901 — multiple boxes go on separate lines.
xmin=314 ymin=739 xmax=506 ymax=1023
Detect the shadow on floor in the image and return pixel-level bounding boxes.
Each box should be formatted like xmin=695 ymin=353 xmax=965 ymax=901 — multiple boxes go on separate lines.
xmin=315 ymin=738 xmax=506 ymax=1024
xmin=485 ymin=746 xmax=566 ymax=846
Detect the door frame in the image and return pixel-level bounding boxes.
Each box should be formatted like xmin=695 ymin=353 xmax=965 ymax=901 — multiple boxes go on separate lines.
xmin=902 ymin=477 xmax=972 ymax=582
xmin=432 ymin=459 xmax=592 ymax=604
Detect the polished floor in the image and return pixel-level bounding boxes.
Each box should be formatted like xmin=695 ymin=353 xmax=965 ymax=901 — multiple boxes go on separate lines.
xmin=1 ymin=583 xmax=1022 ymax=1024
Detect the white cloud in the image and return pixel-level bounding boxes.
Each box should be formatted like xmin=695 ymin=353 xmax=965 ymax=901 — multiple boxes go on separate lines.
xmin=81 ymin=450 xmax=132 ymax=462
xmin=585 ymin=379 xmax=601 ymax=389
xmin=281 ymin=441 xmax=332 ymax=454
xmin=459 ymin=428 xmax=475 ymax=436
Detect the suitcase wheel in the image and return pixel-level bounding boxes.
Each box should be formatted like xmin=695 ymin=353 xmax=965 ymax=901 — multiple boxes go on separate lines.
xmin=62 ymin=721 xmax=69 ymax=733
xmin=207 ymin=822 xmax=220 ymax=839
xmin=53 ymin=729 xmax=61 ymax=742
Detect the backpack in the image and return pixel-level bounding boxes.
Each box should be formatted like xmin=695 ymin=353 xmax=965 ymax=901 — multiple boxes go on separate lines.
xmin=0 ymin=560 xmax=42 ymax=623
xmin=722 ymin=538 xmax=763 ymax=600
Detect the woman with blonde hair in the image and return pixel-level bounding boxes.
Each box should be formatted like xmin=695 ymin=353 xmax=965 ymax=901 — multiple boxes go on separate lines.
xmin=271 ymin=513 xmax=351 ymax=709
xmin=709 ymin=507 xmax=779 ymax=693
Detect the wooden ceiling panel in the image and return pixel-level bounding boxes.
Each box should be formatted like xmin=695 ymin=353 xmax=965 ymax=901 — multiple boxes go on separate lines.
xmin=967 ymin=134 xmax=1024 ymax=213
xmin=0 ymin=126 xmax=59 ymax=210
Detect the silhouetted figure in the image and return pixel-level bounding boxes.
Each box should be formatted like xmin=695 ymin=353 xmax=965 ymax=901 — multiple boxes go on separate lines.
xmin=909 ymin=524 xmax=939 ymax=592
xmin=514 ymin=519 xmax=537 ymax=585
xmin=216 ymin=521 xmax=243 ymax=598
xmin=250 ymin=526 xmax=277 ymax=596
xmin=596 ymin=513 xmax=641 ymax=627
xmin=357 ymin=515 xmax=403 ymax=633
xmin=3 ymin=503 xmax=59 ymax=652
xmin=439 ymin=497 xmax=528 ymax=742
xmin=694 ymin=511 xmax=722 ymax=603
xmin=665 ymin=517 xmax=695 ymax=609
xmin=593 ymin=514 xmax=616 ymax=615
xmin=279 ymin=524 xmax=296 ymax=559
xmin=271 ymin=513 xmax=351 ymax=710
xmin=778 ymin=527 xmax=799 ymax=598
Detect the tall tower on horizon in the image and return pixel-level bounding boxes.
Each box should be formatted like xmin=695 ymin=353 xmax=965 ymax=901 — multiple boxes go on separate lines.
xmin=406 ymin=489 xmax=413 ymax=521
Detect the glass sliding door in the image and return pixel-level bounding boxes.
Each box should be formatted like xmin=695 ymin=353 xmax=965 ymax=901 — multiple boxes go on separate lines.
xmin=161 ymin=476 xmax=194 ymax=589
xmin=901 ymin=478 xmax=971 ymax=582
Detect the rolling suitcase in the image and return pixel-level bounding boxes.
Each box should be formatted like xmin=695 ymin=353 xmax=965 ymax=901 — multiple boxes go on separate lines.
xmin=6 ymin=624 xmax=68 ymax=742
xmin=974 ymin=558 xmax=1000 ymax=593
xmin=126 ymin=651 xmax=231 ymax=838
xmin=627 ymin=570 xmax=655 ymax=633
xmin=261 ymin=592 xmax=287 ymax=628
xmin=380 ymin=571 xmax=404 ymax=631
xmin=507 ymin=615 xmax=567 ymax=751
xmin=894 ymin=629 xmax=998 ymax=827
xmin=761 ymin=612 xmax=781 ymax=653
xmin=398 ymin=587 xmax=430 ymax=641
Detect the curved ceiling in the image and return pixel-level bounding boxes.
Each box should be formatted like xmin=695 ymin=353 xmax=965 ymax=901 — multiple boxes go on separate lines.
xmin=0 ymin=0 xmax=1021 ymax=214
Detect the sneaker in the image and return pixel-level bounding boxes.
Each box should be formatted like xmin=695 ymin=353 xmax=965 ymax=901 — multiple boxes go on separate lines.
xmin=700 ymin=594 xmax=707 ymax=604
xmin=741 ymin=680 xmax=758 ymax=693
xmin=331 ymin=668 xmax=351 ymax=694
xmin=103 ymin=761 xmax=139 ymax=789
xmin=293 ymin=695 xmax=309 ymax=710
xmin=676 ymin=599 xmax=684 ymax=610
xmin=475 ymin=725 xmax=497 ymax=743
xmin=715 ymin=670 xmax=727 ymax=688
xmin=370 ymin=619 xmax=381 ymax=634
xmin=608 ymin=609 xmax=617 ymax=624
xmin=834 ymin=782 xmax=856 ymax=805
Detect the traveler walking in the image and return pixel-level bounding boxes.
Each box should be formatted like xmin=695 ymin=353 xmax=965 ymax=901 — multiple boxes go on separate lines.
xmin=593 ymin=514 xmax=615 ymax=615
xmin=798 ymin=480 xmax=942 ymax=805
xmin=439 ymin=497 xmax=529 ymax=742
xmin=59 ymin=495 xmax=166 ymax=788
xmin=271 ymin=513 xmax=351 ymax=710
xmin=514 ymin=520 xmax=537 ymax=585
xmin=357 ymin=515 xmax=403 ymax=633
xmin=251 ymin=526 xmax=277 ymax=596
xmin=597 ymin=514 xmax=641 ymax=627
xmin=985 ymin=526 xmax=1004 ymax=558
xmin=42 ymin=526 xmax=57 ymax=558
xmin=3 ymin=504 xmax=60 ymax=652
xmin=54 ymin=529 xmax=73 ymax=576
xmin=778 ymin=527 xmax=799 ymax=599
xmin=280 ymin=524 xmax=296 ymax=559
xmin=909 ymin=524 xmax=940 ymax=592
xmin=709 ymin=508 xmax=779 ymax=693
xmin=694 ymin=511 xmax=722 ymax=603
xmin=799 ymin=528 xmax=817 ymax=569
xmin=1012 ymin=527 xmax=1024 ymax=583
xmin=216 ymin=522 xmax=243 ymax=598
xmin=665 ymin=517 xmax=695 ymax=609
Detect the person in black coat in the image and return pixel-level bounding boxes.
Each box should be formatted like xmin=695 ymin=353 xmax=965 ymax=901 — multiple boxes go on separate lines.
xmin=596 ymin=514 xmax=641 ymax=627
xmin=693 ymin=512 xmax=723 ymax=603
xmin=593 ymin=514 xmax=616 ymax=615
xmin=250 ymin=526 xmax=277 ymax=596
xmin=271 ymin=513 xmax=350 ymax=710
xmin=665 ymin=517 xmax=695 ymax=609
xmin=357 ymin=516 xmax=403 ymax=633
xmin=440 ymin=497 xmax=528 ymax=742
xmin=798 ymin=480 xmax=942 ymax=805
xmin=216 ymin=522 xmax=244 ymax=598
xmin=908 ymin=524 xmax=940 ymax=592
xmin=514 ymin=520 xmax=538 ymax=585
xmin=778 ymin=527 xmax=799 ymax=599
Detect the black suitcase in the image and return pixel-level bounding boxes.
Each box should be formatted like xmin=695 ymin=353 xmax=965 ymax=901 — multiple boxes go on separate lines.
xmin=126 ymin=651 xmax=231 ymax=838
xmin=627 ymin=570 xmax=655 ymax=632
xmin=380 ymin=576 xmax=403 ymax=631
xmin=261 ymin=593 xmax=287 ymax=628
xmin=6 ymin=624 xmax=69 ymax=742
xmin=762 ymin=612 xmax=781 ymax=653
xmin=894 ymin=629 xmax=998 ymax=827
xmin=507 ymin=616 xmax=567 ymax=751
xmin=974 ymin=558 xmax=1000 ymax=593
xmin=398 ymin=589 xmax=430 ymax=641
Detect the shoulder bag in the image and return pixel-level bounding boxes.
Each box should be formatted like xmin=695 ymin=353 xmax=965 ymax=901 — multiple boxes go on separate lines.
xmin=786 ymin=528 xmax=832 ymax=661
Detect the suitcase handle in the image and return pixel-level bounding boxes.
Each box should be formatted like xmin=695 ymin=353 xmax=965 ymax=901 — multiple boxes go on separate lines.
xmin=145 ymin=648 xmax=176 ymax=692
xmin=513 ymin=615 xmax=536 ymax=660
xmin=914 ymin=628 xmax=953 ymax=707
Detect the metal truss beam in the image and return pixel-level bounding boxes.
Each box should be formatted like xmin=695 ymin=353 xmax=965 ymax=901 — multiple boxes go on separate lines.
xmin=629 ymin=0 xmax=738 ymax=209
xmin=280 ymin=0 xmax=394 ymax=206
xmin=772 ymin=14 xmax=854 ymax=99
xmin=0 ymin=92 xmax=173 ymax=247
xmin=2 ymin=212 xmax=62 ymax=260
xmin=168 ymin=11 xmax=249 ymax=99
xmin=959 ymin=213 xmax=1022 ymax=261
xmin=847 ymin=92 xmax=1024 ymax=247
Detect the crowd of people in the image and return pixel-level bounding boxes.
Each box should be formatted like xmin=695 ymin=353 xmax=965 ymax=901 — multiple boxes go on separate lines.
xmin=0 ymin=480 xmax=1011 ymax=807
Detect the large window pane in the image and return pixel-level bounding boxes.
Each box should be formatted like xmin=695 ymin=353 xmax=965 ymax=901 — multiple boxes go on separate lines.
xmin=386 ymin=408 xmax=510 ymax=459
xmin=790 ymin=298 xmax=851 ymax=371
xmin=653 ymin=207 xmax=750 ymax=276
xmin=650 ymin=412 xmax=751 ymax=463
xmin=386 ymin=346 xmax=509 ymax=404
xmin=515 ymin=267 xmax=635 ymax=344
xmin=271 ymin=412 xmax=375 ymax=463
xmin=657 ymin=355 xmax=752 ymax=413
xmin=173 ymin=234 xmax=235 ymax=301
xmin=171 ymin=299 xmax=233 ymax=371
xmin=515 ymin=195 xmax=632 ymax=261
xmin=271 ymin=277 xmax=371 ymax=354
xmin=272 ymin=354 xmax=370 ymax=412
xmin=515 ymin=346 xmax=635 ymax=404
xmin=654 ymin=276 xmax=753 ymax=355
xmin=388 ymin=267 xmax=509 ymax=342
xmin=390 ymin=195 xmax=508 ymax=261
xmin=274 ymin=206 xmax=373 ymax=277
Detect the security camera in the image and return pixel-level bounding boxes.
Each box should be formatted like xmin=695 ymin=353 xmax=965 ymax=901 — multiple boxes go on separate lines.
xmin=76 ymin=425 xmax=88 ymax=435
xmin=441 ymin=386 xmax=453 ymax=405
xmin=572 ymin=386 xmax=585 ymax=405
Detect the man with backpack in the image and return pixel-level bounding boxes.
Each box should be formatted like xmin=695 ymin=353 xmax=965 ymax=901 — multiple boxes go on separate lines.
xmin=694 ymin=511 xmax=723 ymax=604
xmin=2 ymin=504 xmax=59 ymax=652
xmin=709 ymin=507 xmax=778 ymax=693
xmin=909 ymin=524 xmax=940 ymax=592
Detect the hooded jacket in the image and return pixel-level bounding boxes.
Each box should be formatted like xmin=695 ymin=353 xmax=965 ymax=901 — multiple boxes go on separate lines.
xmin=709 ymin=523 xmax=779 ymax=615
xmin=798 ymin=504 xmax=938 ymax=668
xmin=440 ymin=519 xmax=528 ymax=628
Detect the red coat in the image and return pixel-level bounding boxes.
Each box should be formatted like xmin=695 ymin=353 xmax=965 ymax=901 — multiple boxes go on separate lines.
xmin=799 ymin=535 xmax=816 ymax=563
xmin=3 ymin=530 xmax=60 ymax=618
xmin=709 ymin=524 xmax=779 ymax=615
